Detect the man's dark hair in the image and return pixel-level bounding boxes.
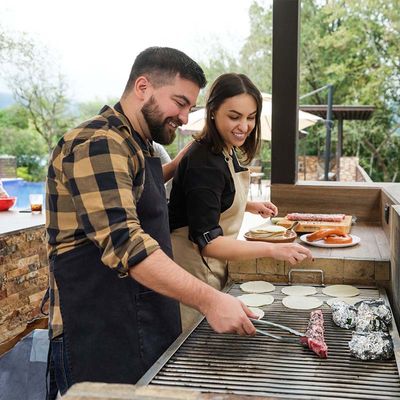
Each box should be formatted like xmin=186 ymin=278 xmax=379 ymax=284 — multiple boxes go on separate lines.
xmin=124 ymin=47 xmax=207 ymax=92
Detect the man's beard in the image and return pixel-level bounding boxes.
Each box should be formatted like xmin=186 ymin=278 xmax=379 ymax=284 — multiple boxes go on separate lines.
xmin=142 ymin=95 xmax=177 ymax=145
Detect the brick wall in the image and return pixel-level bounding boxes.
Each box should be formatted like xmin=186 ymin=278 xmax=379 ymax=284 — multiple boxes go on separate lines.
xmin=0 ymin=227 xmax=48 ymax=344
xmin=0 ymin=156 xmax=17 ymax=178
xmin=228 ymin=257 xmax=390 ymax=289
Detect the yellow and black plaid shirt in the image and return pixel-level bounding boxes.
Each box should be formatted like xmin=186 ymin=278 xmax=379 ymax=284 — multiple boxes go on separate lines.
xmin=46 ymin=103 xmax=161 ymax=338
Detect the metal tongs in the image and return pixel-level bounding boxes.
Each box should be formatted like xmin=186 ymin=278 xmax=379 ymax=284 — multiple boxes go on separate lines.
xmin=250 ymin=318 xmax=305 ymax=343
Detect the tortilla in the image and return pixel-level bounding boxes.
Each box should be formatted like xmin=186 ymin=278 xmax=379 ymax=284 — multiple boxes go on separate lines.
xmin=240 ymin=281 xmax=275 ymax=293
xmin=281 ymin=286 xmax=317 ymax=296
xmin=249 ymin=224 xmax=286 ymax=235
xmin=322 ymin=284 xmax=360 ymax=298
xmin=326 ymin=297 xmax=364 ymax=307
xmin=248 ymin=307 xmax=265 ymax=319
xmin=237 ymin=294 xmax=274 ymax=307
xmin=282 ymin=295 xmax=323 ymax=310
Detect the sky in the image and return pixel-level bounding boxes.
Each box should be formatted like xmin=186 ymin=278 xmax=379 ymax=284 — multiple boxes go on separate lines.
xmin=1 ymin=0 xmax=268 ymax=102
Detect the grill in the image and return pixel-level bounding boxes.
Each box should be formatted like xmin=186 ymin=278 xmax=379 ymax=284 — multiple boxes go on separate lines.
xmin=138 ymin=284 xmax=400 ymax=399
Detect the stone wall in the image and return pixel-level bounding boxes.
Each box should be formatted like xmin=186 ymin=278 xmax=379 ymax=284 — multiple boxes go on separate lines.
xmin=297 ymin=156 xmax=363 ymax=182
xmin=228 ymin=257 xmax=390 ymax=289
xmin=0 ymin=227 xmax=48 ymax=344
xmin=0 ymin=156 xmax=17 ymax=178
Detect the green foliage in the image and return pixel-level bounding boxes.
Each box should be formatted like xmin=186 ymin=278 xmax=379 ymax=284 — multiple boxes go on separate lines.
xmin=240 ymin=2 xmax=273 ymax=92
xmin=76 ymin=98 xmax=118 ymax=121
xmin=0 ymin=104 xmax=48 ymax=181
xmin=16 ymin=162 xmax=46 ymax=182
xmin=298 ymin=0 xmax=400 ymax=181
xmin=0 ymin=27 xmax=75 ymax=155
xmin=203 ymin=0 xmax=400 ymax=182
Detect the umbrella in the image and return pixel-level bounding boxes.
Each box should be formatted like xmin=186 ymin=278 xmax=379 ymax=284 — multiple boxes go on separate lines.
xmin=178 ymin=93 xmax=323 ymax=141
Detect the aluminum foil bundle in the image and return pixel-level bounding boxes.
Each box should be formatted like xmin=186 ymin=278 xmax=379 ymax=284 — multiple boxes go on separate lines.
xmin=331 ymin=300 xmax=357 ymax=329
xmin=349 ymin=331 xmax=394 ymax=360
xmin=354 ymin=298 xmax=392 ymax=325
xmin=355 ymin=302 xmax=389 ymax=332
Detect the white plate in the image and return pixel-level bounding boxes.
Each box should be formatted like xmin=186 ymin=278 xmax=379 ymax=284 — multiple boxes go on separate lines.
xmin=299 ymin=233 xmax=361 ymax=248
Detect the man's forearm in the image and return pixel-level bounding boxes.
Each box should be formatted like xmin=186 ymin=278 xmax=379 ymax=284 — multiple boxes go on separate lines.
xmin=128 ymin=248 xmax=216 ymax=314
xmin=130 ymin=248 xmax=258 ymax=336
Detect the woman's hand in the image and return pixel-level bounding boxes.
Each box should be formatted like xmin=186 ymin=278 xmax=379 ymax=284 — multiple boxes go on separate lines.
xmin=246 ymin=201 xmax=278 ymax=218
xmin=268 ymin=243 xmax=313 ymax=265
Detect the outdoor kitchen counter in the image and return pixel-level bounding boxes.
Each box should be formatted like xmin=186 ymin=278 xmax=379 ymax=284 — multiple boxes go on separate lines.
xmin=234 ymin=213 xmax=391 ymax=289
xmin=0 ymin=209 xmax=47 ymax=345
xmin=0 ymin=209 xmax=45 ymax=236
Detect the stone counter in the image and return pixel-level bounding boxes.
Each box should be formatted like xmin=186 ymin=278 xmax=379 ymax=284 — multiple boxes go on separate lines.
xmin=0 ymin=209 xmax=45 ymax=236
xmin=0 ymin=212 xmax=48 ymax=344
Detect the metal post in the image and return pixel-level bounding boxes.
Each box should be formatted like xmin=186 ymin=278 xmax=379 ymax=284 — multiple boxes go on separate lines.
xmin=271 ymin=0 xmax=300 ymax=184
xmin=324 ymin=84 xmax=333 ymax=180
xmin=336 ymin=117 xmax=343 ymax=181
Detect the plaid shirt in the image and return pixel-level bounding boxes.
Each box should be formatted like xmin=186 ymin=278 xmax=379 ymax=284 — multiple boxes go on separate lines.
xmin=46 ymin=103 xmax=161 ymax=338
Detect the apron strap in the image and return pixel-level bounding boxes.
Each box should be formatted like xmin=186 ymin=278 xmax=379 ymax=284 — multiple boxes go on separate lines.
xmin=40 ymin=287 xmax=50 ymax=316
xmin=193 ymin=227 xmax=224 ymax=273
xmin=45 ymin=340 xmax=58 ymax=400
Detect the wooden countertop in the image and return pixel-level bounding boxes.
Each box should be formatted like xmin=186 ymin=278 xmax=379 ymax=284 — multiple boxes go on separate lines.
xmin=239 ymin=213 xmax=389 ymax=262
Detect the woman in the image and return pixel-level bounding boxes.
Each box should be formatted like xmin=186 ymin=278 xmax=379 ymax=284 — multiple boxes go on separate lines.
xmin=168 ymin=73 xmax=312 ymax=329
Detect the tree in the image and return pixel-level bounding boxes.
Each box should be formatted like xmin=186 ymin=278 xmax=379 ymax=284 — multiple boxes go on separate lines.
xmin=0 ymin=105 xmax=48 ymax=181
xmin=203 ymin=0 xmax=400 ymax=182
xmin=299 ymin=0 xmax=400 ymax=181
xmin=0 ymin=26 xmax=74 ymax=155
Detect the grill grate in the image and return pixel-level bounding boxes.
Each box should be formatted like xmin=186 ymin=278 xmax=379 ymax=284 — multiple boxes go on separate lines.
xmin=139 ymin=284 xmax=400 ymax=399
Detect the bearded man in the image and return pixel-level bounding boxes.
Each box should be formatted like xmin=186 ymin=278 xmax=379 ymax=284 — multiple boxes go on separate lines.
xmin=45 ymin=47 xmax=256 ymax=398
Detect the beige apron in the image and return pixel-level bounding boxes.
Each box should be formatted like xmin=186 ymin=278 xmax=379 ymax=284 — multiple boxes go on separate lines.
xmin=171 ymin=152 xmax=250 ymax=330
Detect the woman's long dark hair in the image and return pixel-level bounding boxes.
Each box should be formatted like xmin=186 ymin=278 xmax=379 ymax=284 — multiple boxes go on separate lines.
xmin=195 ymin=73 xmax=262 ymax=164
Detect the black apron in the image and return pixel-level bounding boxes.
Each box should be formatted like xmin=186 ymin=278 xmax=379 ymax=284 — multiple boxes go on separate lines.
xmin=52 ymin=156 xmax=181 ymax=385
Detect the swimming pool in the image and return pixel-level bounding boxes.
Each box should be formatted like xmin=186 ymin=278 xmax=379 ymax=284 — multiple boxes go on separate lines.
xmin=2 ymin=179 xmax=45 ymax=209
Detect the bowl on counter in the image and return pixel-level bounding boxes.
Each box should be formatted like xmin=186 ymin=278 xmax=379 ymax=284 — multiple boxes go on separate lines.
xmin=0 ymin=197 xmax=17 ymax=211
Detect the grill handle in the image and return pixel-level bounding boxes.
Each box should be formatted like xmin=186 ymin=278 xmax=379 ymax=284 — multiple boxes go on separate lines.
xmin=288 ymin=268 xmax=325 ymax=286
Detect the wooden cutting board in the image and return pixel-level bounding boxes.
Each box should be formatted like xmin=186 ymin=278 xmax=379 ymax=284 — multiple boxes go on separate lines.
xmin=276 ymin=215 xmax=353 ymax=233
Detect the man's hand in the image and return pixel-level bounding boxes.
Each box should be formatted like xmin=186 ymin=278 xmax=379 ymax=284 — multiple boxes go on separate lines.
xmin=172 ymin=140 xmax=193 ymax=167
xmin=200 ymin=291 xmax=257 ymax=336
xmin=246 ymin=201 xmax=278 ymax=218
xmin=162 ymin=140 xmax=194 ymax=182
xmin=130 ymin=249 xmax=260 ymax=337
xmin=269 ymin=242 xmax=313 ymax=265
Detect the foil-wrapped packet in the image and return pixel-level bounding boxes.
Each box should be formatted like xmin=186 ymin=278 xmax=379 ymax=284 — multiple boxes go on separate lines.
xmin=349 ymin=331 xmax=394 ymax=360
xmin=355 ymin=303 xmax=388 ymax=332
xmin=354 ymin=298 xmax=392 ymax=325
xmin=331 ymin=300 xmax=357 ymax=329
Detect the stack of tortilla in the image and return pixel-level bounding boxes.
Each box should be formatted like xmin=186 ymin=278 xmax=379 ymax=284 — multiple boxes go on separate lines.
xmin=247 ymin=224 xmax=287 ymax=239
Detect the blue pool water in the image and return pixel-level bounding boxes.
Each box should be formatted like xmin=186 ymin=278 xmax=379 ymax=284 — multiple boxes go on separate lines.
xmin=2 ymin=179 xmax=45 ymax=209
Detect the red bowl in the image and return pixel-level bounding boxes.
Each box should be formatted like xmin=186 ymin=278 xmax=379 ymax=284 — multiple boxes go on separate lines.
xmin=0 ymin=197 xmax=17 ymax=211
